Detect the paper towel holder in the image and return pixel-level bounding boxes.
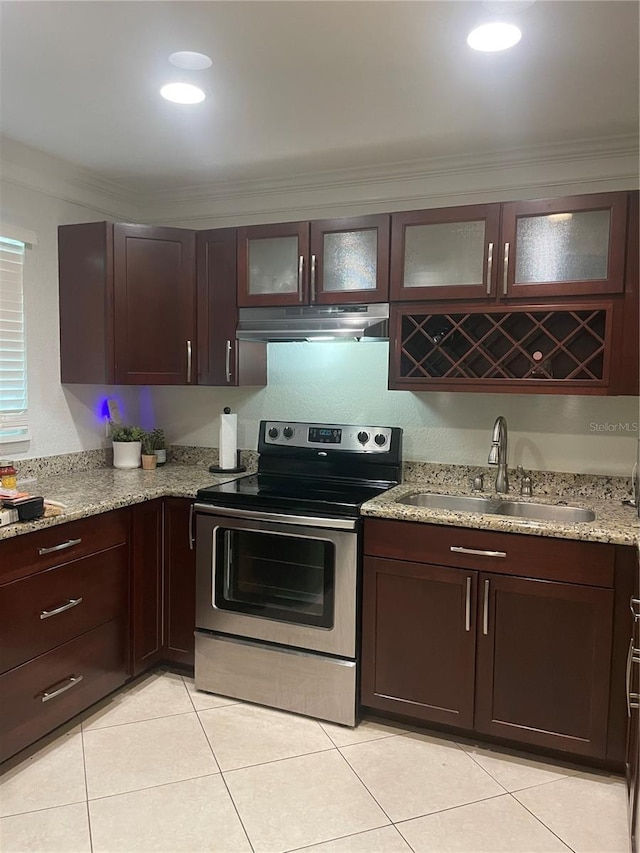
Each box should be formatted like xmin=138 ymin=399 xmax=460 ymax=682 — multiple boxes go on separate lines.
xmin=208 ymin=451 xmax=246 ymax=475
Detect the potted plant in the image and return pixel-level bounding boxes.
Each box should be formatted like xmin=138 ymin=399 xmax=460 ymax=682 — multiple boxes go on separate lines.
xmin=151 ymin=428 xmax=167 ymax=466
xmin=111 ymin=424 xmax=144 ymax=469
xmin=141 ymin=430 xmax=159 ymax=470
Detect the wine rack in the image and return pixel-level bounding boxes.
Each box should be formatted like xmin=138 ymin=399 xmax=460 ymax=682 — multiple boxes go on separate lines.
xmin=392 ymin=304 xmax=614 ymax=392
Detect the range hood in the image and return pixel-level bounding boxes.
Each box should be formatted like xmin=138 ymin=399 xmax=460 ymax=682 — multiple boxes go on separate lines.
xmin=236 ymin=303 xmax=389 ymax=342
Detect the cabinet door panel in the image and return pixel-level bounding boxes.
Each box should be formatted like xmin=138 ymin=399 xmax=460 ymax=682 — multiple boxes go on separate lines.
xmin=475 ymin=573 xmax=614 ymax=757
xmin=311 ymin=215 xmax=390 ymax=304
xmin=114 ymin=225 xmax=195 ymax=384
xmin=130 ymin=499 xmax=163 ymax=676
xmin=502 ymin=193 xmax=628 ymax=298
xmin=362 ymin=556 xmax=477 ymax=728
xmin=163 ymin=498 xmax=196 ymax=668
xmin=390 ymin=205 xmax=500 ymax=301
xmin=237 ymin=222 xmax=309 ymax=306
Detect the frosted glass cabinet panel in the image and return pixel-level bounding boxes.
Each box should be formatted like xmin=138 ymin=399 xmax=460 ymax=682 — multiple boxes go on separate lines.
xmin=502 ymin=194 xmax=628 ymax=298
xmin=322 ymin=231 xmax=377 ymax=292
xmin=248 ymin=236 xmax=299 ymax=296
xmin=238 ymin=222 xmax=309 ymax=307
xmin=390 ymin=205 xmax=501 ymax=301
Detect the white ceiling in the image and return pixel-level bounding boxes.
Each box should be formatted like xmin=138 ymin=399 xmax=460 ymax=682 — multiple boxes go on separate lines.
xmin=0 ymin=0 xmax=638 ymax=195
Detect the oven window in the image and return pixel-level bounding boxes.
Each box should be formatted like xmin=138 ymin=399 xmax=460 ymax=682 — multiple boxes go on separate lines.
xmin=214 ymin=528 xmax=335 ymax=628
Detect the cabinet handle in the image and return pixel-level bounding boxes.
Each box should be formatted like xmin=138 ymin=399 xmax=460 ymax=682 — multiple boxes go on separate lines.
xmin=41 ymin=675 xmax=83 ymax=703
xmin=311 ymin=254 xmax=317 ymax=302
xmin=486 ymin=242 xmax=493 ymax=295
xmin=186 ymin=340 xmax=193 ymax=383
xmin=631 ymin=597 xmax=640 ymax=621
xmin=225 ymin=340 xmax=232 ymax=383
xmin=482 ymin=579 xmax=490 ymax=635
xmin=298 ymin=255 xmax=304 ymax=302
xmin=40 ymin=598 xmax=83 ymax=620
xmin=189 ymin=503 xmax=195 ymax=551
xmin=465 ymin=577 xmax=472 ymax=632
xmin=626 ymin=637 xmax=640 ymax=714
xmin=450 ymin=546 xmax=506 ymax=558
xmin=502 ymin=242 xmax=510 ymax=295
xmin=38 ymin=538 xmax=82 ymax=556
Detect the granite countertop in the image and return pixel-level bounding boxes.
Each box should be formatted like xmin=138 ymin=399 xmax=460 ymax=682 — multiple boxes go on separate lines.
xmin=361 ymin=482 xmax=639 ymax=547
xmin=0 ymin=463 xmax=251 ymax=541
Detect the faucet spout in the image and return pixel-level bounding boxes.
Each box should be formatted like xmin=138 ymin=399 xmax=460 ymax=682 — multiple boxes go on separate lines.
xmin=488 ymin=416 xmax=509 ymax=493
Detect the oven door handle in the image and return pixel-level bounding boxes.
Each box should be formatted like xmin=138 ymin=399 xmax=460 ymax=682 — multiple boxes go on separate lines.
xmin=193 ymin=502 xmax=358 ymax=531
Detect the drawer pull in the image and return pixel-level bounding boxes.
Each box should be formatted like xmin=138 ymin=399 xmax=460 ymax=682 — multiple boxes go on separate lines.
xmin=40 ymin=597 xmax=83 ymax=620
xmin=38 ymin=538 xmax=82 ymax=556
xmin=631 ymin=597 xmax=640 ymax=621
xmin=450 ymin=546 xmax=506 ymax=558
xmin=626 ymin=637 xmax=640 ymax=715
xmin=483 ymin=579 xmax=490 ymax=636
xmin=40 ymin=675 xmax=84 ymax=703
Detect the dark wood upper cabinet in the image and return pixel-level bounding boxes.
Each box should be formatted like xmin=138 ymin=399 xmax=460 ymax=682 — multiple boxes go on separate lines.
xmin=501 ymin=193 xmax=628 ymax=299
xmin=59 ymin=222 xmax=196 ymax=385
xmin=237 ymin=216 xmax=390 ymax=307
xmin=390 ymin=204 xmax=501 ymax=302
xmin=197 ymin=229 xmax=266 ymax=387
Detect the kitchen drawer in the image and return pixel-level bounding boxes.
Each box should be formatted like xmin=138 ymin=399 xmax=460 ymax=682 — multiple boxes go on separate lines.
xmin=0 ymin=544 xmax=128 ymax=674
xmin=0 ymin=510 xmax=129 ymax=585
xmin=363 ymin=519 xmax=615 ymax=587
xmin=0 ymin=619 xmax=127 ymax=764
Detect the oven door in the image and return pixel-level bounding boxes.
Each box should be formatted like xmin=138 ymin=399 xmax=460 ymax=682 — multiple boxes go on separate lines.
xmin=195 ymin=505 xmax=358 ymax=658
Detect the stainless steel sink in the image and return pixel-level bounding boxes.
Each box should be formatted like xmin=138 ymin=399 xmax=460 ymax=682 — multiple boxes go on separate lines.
xmin=397 ymin=492 xmax=595 ymax=523
xmin=398 ymin=493 xmax=499 ymax=513
xmin=493 ymin=501 xmax=595 ymax=523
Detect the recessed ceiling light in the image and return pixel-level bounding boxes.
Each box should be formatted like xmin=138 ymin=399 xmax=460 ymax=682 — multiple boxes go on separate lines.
xmin=467 ymin=22 xmax=522 ymax=51
xmin=160 ymin=82 xmax=206 ymax=104
xmin=168 ymin=51 xmax=212 ymax=70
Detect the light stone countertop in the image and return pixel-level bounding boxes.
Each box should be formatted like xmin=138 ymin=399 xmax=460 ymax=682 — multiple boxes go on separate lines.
xmin=360 ymin=482 xmax=639 ymax=547
xmin=0 ymin=463 xmax=252 ymax=541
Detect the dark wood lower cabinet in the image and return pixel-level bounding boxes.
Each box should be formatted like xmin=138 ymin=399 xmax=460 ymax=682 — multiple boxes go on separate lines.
xmin=362 ymin=557 xmax=477 ymax=728
xmin=362 ymin=519 xmax=629 ymax=763
xmin=130 ymin=499 xmax=163 ymax=676
xmin=163 ymin=498 xmax=196 ymax=667
xmin=474 ymin=573 xmax=614 ymax=757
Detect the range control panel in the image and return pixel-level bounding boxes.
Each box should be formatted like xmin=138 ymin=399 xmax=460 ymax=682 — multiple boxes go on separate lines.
xmin=262 ymin=421 xmax=395 ymax=453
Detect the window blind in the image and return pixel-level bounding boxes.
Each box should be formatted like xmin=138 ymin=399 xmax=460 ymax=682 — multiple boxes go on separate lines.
xmin=0 ymin=236 xmax=28 ymax=442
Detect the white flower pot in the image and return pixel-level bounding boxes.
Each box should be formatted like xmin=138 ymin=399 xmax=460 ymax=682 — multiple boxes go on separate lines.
xmin=113 ymin=441 xmax=142 ymax=469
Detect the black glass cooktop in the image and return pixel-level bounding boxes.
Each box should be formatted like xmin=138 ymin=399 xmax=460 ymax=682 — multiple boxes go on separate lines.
xmin=196 ymin=474 xmax=389 ymax=518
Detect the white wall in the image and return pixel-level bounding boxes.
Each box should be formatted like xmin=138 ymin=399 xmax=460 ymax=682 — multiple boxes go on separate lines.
xmin=1 ymin=138 xmax=638 ymax=474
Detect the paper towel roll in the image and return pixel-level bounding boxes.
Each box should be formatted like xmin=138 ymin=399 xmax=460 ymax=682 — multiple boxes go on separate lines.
xmin=219 ymin=412 xmax=238 ymax=470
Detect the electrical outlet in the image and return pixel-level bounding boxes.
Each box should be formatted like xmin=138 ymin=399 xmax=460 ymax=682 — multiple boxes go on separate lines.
xmin=106 ymin=398 xmax=122 ymax=424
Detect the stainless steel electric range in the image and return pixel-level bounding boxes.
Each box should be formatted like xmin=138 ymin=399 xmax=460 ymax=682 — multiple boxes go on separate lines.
xmin=193 ymin=420 xmax=403 ymax=726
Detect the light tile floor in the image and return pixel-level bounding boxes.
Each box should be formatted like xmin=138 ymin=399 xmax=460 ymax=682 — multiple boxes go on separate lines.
xmin=0 ymin=670 xmax=630 ymax=853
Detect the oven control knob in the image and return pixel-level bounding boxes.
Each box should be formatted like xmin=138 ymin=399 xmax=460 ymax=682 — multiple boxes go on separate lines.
xmin=357 ymin=431 xmax=369 ymax=444
xmin=268 ymin=427 xmax=279 ymax=439
xmin=283 ymin=426 xmax=294 ymax=439
xmin=374 ymin=433 xmax=387 ymax=446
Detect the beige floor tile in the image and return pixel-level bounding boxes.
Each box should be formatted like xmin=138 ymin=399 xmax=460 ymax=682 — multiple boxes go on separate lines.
xmin=514 ymin=774 xmax=630 ymax=853
xmin=294 ymin=825 xmax=412 ymax=852
xmin=320 ymin=718 xmax=405 ymax=748
xmin=199 ymin=702 xmax=334 ymax=770
xmin=89 ymin=774 xmax=251 ymax=852
xmin=0 ymin=732 xmax=86 ymax=817
xmin=340 ymin=731 xmax=504 ymax=822
xmin=183 ymin=676 xmax=240 ymax=711
xmin=82 ymin=671 xmax=193 ymax=730
xmin=396 ymin=793 xmax=571 ymax=852
xmin=224 ymin=749 xmax=389 ymax=853
xmin=461 ymin=742 xmax=577 ymax=792
xmin=83 ymin=712 xmax=219 ymax=799
xmin=0 ymin=802 xmax=91 ymax=852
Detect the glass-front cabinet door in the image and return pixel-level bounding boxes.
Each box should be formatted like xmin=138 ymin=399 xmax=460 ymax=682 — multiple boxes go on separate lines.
xmin=310 ymin=215 xmax=390 ymax=304
xmin=237 ymin=222 xmax=309 ymax=307
xmin=390 ymin=204 xmax=501 ymax=301
xmin=501 ymin=193 xmax=628 ymax=299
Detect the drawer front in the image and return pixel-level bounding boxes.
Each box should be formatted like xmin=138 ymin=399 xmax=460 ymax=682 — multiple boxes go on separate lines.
xmin=0 ymin=544 xmax=128 ymax=674
xmin=363 ymin=519 xmax=615 ymax=587
xmin=0 ymin=510 xmax=129 ymax=585
xmin=0 ymin=619 xmax=127 ymax=764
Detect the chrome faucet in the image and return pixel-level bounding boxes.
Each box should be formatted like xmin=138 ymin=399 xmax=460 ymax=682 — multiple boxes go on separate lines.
xmin=488 ymin=416 xmax=509 ymax=493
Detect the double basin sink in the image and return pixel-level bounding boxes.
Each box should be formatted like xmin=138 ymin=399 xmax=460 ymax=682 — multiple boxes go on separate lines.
xmin=398 ymin=492 xmax=595 ymax=523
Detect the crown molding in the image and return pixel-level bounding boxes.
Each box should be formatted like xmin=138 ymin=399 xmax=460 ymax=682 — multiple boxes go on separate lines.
xmin=0 ymin=136 xmax=141 ymax=221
